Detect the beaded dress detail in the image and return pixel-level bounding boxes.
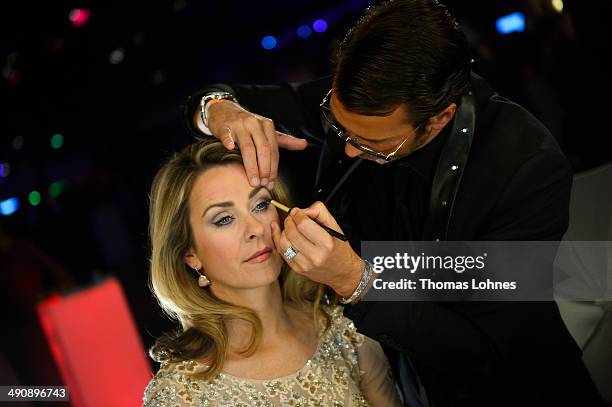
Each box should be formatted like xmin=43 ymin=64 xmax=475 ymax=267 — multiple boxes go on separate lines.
xmin=143 ymin=306 xmax=401 ymax=407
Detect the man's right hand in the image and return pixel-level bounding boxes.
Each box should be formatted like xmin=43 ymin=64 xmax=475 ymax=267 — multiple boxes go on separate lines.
xmin=199 ymin=100 xmax=308 ymax=189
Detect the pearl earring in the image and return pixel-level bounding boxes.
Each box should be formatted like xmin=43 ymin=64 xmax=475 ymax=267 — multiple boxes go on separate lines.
xmin=194 ymin=266 xmax=210 ymax=287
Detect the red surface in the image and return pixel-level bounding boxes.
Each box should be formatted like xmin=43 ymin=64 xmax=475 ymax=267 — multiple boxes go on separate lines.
xmin=38 ymin=277 xmax=152 ymax=407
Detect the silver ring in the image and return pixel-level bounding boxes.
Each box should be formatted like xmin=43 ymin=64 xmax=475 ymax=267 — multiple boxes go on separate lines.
xmin=225 ymin=126 xmax=235 ymax=144
xmin=283 ymin=246 xmax=298 ymax=261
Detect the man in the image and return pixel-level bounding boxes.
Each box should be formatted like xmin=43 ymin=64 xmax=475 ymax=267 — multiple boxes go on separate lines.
xmin=181 ymin=0 xmax=602 ymax=405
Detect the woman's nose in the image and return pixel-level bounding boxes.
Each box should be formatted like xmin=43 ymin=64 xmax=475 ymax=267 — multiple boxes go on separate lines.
xmin=245 ymin=214 xmax=266 ymax=240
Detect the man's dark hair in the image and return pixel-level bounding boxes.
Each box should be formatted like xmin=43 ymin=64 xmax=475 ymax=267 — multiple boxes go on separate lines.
xmin=334 ymin=0 xmax=471 ymax=132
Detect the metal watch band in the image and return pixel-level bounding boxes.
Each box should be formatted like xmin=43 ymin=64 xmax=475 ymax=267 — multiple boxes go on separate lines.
xmin=200 ymin=91 xmax=237 ymax=128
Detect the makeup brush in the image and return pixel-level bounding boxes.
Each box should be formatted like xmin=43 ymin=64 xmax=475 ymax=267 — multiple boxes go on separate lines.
xmin=269 ymin=199 xmax=348 ymax=241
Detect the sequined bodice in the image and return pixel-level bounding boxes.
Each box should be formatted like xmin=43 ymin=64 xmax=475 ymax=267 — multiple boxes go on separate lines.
xmin=143 ymin=306 xmax=371 ymax=407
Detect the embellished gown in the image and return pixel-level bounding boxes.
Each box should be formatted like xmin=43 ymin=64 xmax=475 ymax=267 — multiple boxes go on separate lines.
xmin=143 ymin=306 xmax=403 ymax=406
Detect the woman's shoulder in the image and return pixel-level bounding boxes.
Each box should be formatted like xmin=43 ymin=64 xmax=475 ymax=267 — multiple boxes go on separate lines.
xmin=143 ymin=360 xmax=211 ymax=406
xmin=322 ymin=304 xmax=364 ymax=345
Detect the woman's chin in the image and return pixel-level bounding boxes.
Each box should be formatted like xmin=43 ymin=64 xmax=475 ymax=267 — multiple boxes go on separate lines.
xmin=238 ymin=263 xmax=282 ymax=287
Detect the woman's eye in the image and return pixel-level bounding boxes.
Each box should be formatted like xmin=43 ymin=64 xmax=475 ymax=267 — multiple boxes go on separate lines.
xmin=213 ymin=216 xmax=234 ymax=227
xmin=254 ymin=199 xmax=271 ymax=212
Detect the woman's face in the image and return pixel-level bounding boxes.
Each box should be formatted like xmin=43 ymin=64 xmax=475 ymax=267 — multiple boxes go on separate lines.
xmin=185 ymin=164 xmax=283 ymax=296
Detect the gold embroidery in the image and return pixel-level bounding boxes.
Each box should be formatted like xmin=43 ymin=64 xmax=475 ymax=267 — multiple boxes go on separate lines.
xmin=143 ymin=306 xmax=370 ymax=406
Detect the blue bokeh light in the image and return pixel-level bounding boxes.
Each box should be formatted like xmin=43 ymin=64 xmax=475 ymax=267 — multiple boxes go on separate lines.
xmin=312 ymin=19 xmax=328 ymax=33
xmin=0 ymin=197 xmax=19 ymax=216
xmin=496 ymin=12 xmax=525 ymax=35
xmin=297 ymin=25 xmax=312 ymax=39
xmin=261 ymin=35 xmax=277 ymax=50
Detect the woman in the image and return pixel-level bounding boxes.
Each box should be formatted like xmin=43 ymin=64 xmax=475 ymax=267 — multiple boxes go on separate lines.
xmin=143 ymin=139 xmax=403 ymax=406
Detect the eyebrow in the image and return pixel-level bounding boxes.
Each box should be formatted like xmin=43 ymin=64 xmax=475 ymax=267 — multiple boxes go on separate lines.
xmin=330 ymin=99 xmax=395 ymax=144
xmin=336 ymin=117 xmax=395 ymax=144
xmin=351 ymin=132 xmax=390 ymax=144
xmin=201 ymin=186 xmax=268 ymax=217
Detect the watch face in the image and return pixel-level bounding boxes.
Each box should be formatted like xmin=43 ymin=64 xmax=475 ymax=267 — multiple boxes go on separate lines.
xmin=207 ymin=92 xmax=232 ymax=100
xmin=202 ymin=92 xmax=236 ymax=108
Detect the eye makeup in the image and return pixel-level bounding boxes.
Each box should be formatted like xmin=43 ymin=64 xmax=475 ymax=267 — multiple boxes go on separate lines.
xmin=267 ymin=199 xmax=348 ymax=241
xmin=210 ymin=196 xmax=271 ymax=227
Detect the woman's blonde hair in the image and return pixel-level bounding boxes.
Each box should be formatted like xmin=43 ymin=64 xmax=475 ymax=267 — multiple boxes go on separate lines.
xmin=148 ymin=138 xmax=333 ymax=380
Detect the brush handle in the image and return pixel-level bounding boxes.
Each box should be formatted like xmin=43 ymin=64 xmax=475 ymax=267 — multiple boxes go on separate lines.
xmin=270 ymin=199 xmax=348 ymax=241
xmin=318 ymin=223 xmax=349 ymax=241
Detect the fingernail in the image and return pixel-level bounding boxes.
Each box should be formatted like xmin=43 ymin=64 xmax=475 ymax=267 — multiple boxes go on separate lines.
xmin=289 ymin=208 xmax=298 ymax=216
xmin=266 ymin=181 xmax=275 ymax=190
xmin=261 ymin=178 xmax=268 ymax=186
xmin=251 ymin=177 xmax=260 ymax=186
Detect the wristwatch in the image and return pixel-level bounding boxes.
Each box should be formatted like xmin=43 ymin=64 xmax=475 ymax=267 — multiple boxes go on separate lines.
xmin=200 ymin=91 xmax=237 ymax=128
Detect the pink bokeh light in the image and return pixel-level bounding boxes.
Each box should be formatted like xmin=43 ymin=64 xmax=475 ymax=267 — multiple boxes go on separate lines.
xmin=69 ymin=8 xmax=91 ymax=27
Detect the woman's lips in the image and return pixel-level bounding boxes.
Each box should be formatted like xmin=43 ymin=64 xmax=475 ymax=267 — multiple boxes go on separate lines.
xmin=245 ymin=248 xmax=272 ymax=263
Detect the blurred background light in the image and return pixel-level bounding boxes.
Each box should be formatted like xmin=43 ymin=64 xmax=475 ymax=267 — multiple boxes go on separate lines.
xmin=297 ymin=25 xmax=312 ymax=39
xmin=29 ymin=191 xmax=42 ymax=206
xmin=69 ymin=8 xmax=91 ymax=28
xmin=109 ymin=48 xmax=125 ymax=64
xmin=49 ymin=180 xmax=68 ymax=198
xmin=0 ymin=162 xmax=10 ymax=178
xmin=12 ymin=136 xmax=24 ymax=151
xmin=496 ymin=12 xmax=525 ymax=35
xmin=261 ymin=35 xmax=277 ymax=50
xmin=312 ymin=19 xmax=328 ymax=33
xmin=552 ymin=0 xmax=564 ymax=13
xmin=1 ymin=197 xmax=20 ymax=216
xmin=51 ymin=133 xmax=64 ymax=149
xmin=2 ymin=52 xmax=20 ymax=85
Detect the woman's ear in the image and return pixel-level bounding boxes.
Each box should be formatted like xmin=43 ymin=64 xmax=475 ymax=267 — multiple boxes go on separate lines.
xmin=184 ymin=248 xmax=200 ymax=270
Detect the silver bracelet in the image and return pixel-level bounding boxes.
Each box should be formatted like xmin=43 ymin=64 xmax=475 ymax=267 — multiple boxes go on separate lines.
xmin=340 ymin=260 xmax=374 ymax=304
xmin=200 ymin=91 xmax=237 ymax=128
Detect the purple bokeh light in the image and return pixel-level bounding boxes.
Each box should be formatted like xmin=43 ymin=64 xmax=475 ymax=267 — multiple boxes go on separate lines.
xmin=312 ymin=19 xmax=328 ymax=33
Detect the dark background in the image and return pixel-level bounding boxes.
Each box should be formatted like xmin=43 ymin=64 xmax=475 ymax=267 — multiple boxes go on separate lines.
xmin=1 ymin=0 xmax=611 ymax=388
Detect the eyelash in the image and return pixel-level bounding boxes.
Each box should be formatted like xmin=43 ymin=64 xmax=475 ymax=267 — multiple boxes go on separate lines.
xmin=212 ymin=199 xmax=271 ymax=227
xmin=256 ymin=199 xmax=272 ymax=212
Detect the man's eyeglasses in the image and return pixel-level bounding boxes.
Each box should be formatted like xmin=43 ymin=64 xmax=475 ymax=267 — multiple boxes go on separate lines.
xmin=319 ymin=89 xmax=424 ymax=164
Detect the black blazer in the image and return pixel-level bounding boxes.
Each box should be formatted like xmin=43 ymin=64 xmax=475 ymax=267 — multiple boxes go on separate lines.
xmin=182 ymin=73 xmax=602 ymax=407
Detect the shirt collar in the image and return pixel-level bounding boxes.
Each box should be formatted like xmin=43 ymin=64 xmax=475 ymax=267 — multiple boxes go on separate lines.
xmin=392 ymin=121 xmax=451 ymax=181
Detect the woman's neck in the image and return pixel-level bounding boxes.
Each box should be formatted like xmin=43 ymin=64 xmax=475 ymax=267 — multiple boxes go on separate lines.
xmin=217 ymin=282 xmax=294 ymax=352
